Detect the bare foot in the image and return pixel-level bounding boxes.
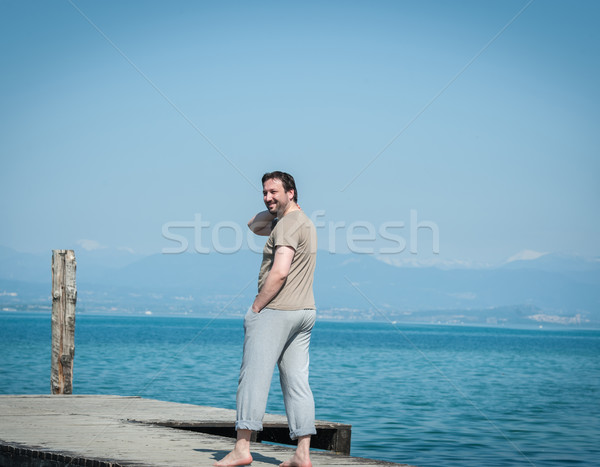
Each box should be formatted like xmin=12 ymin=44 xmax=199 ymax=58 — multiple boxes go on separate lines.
xmin=279 ymin=452 xmax=312 ymax=467
xmin=213 ymin=450 xmax=253 ymax=466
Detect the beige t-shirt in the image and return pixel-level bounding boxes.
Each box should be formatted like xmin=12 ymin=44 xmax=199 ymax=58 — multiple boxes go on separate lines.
xmin=258 ymin=210 xmax=317 ymax=310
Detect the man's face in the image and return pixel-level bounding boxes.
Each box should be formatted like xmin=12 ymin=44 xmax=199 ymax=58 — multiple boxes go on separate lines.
xmin=263 ymin=178 xmax=293 ymax=216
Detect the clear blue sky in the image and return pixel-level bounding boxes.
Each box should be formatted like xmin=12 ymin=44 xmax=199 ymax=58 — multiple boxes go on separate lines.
xmin=1 ymin=0 xmax=598 ymax=265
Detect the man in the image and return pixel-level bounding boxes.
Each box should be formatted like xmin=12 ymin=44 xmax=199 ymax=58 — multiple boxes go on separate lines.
xmin=215 ymin=171 xmax=317 ymax=467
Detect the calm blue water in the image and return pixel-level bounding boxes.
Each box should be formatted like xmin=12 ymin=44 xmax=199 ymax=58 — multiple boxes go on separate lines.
xmin=1 ymin=312 xmax=599 ymax=467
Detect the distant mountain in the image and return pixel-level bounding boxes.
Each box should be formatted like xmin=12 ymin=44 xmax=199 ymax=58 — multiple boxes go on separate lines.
xmin=501 ymin=251 xmax=600 ymax=272
xmin=0 ymin=246 xmax=49 ymax=284
xmin=318 ymin=252 xmax=600 ymax=315
xmin=1 ymin=246 xmax=599 ymax=326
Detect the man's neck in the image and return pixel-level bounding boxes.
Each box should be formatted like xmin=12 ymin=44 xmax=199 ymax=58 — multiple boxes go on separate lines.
xmin=279 ymin=202 xmax=299 ymax=218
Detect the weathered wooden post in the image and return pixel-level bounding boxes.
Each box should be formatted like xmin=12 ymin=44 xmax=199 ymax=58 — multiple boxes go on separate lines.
xmin=51 ymin=249 xmax=77 ymax=395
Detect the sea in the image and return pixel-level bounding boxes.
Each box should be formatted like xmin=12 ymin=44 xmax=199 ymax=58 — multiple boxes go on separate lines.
xmin=1 ymin=312 xmax=599 ymax=467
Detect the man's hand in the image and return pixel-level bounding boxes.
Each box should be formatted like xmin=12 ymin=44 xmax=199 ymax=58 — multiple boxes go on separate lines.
xmin=248 ymin=210 xmax=276 ymax=236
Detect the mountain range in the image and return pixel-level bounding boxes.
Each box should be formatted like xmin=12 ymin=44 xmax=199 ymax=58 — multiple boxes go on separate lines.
xmin=1 ymin=245 xmax=598 ymax=327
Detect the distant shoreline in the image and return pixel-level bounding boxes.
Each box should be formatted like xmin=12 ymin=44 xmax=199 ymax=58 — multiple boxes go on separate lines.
xmin=2 ymin=309 xmax=599 ymax=331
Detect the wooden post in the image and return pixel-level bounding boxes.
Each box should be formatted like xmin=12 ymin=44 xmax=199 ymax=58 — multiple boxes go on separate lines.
xmin=51 ymin=249 xmax=77 ymax=395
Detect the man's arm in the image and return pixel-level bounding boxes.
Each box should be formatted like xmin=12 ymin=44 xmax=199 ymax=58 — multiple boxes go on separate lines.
xmin=248 ymin=210 xmax=276 ymax=236
xmin=251 ymin=245 xmax=294 ymax=312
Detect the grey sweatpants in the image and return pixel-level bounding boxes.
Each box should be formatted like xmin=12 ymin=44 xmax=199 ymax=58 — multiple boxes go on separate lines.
xmin=235 ymin=307 xmax=317 ymax=440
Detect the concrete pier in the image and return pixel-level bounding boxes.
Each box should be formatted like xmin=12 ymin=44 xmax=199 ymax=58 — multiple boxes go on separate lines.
xmin=0 ymin=395 xmax=408 ymax=466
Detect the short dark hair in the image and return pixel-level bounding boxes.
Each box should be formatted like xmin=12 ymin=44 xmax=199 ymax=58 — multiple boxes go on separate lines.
xmin=262 ymin=171 xmax=298 ymax=203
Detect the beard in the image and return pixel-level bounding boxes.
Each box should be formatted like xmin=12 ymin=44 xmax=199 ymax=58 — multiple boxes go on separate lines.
xmin=266 ymin=198 xmax=289 ymax=215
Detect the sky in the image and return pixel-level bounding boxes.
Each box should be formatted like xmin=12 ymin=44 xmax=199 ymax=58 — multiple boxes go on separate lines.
xmin=1 ymin=0 xmax=598 ymax=266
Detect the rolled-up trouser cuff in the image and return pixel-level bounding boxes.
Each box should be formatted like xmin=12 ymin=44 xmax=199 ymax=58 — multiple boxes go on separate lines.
xmin=289 ymin=426 xmax=317 ymax=440
xmin=235 ymin=420 xmax=263 ymax=432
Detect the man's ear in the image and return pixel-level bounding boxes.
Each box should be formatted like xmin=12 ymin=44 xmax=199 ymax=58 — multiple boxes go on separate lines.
xmin=287 ymin=190 xmax=295 ymax=202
